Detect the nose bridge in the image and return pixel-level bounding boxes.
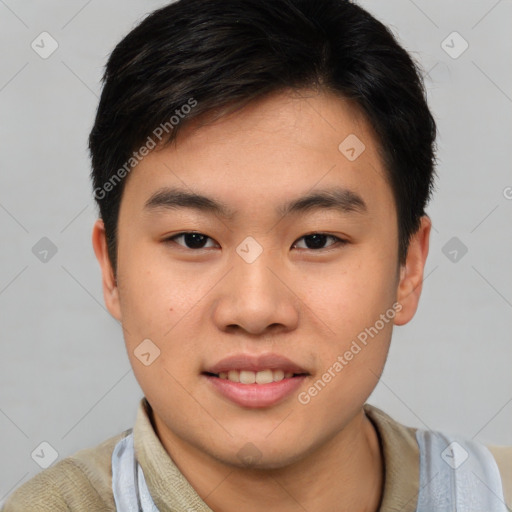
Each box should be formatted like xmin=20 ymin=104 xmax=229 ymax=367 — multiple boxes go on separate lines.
xmin=211 ymin=236 xmax=299 ymax=334
xmin=232 ymin=236 xmax=284 ymax=307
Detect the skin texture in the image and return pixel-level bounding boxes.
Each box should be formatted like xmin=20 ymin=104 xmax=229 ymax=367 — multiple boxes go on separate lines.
xmin=92 ymin=88 xmax=431 ymax=512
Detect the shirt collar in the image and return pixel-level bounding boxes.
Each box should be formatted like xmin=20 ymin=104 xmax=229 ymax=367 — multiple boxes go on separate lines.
xmin=363 ymin=403 xmax=419 ymax=512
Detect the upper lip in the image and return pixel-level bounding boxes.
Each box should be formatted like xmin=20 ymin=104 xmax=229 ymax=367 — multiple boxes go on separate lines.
xmin=204 ymin=353 xmax=309 ymax=375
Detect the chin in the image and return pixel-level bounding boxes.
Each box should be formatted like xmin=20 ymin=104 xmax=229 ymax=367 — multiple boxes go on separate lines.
xmin=222 ymin=450 xmax=305 ymax=472
xmin=206 ymin=435 xmax=311 ymax=472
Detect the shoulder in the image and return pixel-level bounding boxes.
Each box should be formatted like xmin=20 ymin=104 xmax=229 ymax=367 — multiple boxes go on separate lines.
xmin=1 ymin=430 xmax=129 ymax=512
xmin=487 ymin=444 xmax=512 ymax=510
xmin=364 ymin=404 xmax=512 ymax=510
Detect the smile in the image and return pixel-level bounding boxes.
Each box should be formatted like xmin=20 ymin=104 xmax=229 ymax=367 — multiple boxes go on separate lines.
xmin=214 ymin=369 xmax=299 ymax=384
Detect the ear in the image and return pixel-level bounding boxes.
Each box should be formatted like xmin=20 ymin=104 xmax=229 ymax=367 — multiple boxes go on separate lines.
xmin=394 ymin=215 xmax=431 ymax=326
xmin=91 ymin=218 xmax=122 ymax=322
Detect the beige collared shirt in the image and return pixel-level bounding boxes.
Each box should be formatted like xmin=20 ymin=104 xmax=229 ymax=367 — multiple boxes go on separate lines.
xmin=3 ymin=398 xmax=511 ymax=511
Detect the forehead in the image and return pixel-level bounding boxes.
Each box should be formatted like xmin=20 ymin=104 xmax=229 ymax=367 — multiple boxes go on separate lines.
xmin=119 ymin=89 xmax=393 ymax=221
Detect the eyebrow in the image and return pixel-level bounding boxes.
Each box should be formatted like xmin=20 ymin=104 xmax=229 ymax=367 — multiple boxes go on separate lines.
xmin=143 ymin=186 xmax=367 ymax=219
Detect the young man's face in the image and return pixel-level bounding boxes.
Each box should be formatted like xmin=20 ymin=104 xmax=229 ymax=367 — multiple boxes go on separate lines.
xmin=93 ymin=89 xmax=430 ymax=469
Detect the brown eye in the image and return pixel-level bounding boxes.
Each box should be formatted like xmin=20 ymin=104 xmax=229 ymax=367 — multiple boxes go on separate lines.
xmin=293 ymin=233 xmax=346 ymax=250
xmin=165 ymin=232 xmax=217 ymax=249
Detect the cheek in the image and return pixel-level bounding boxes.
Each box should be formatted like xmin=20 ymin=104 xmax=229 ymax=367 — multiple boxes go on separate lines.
xmin=301 ymin=252 xmax=398 ymax=342
xmin=298 ymin=266 xmax=396 ymax=427
xmin=117 ymin=249 xmax=213 ymax=381
xmin=117 ymin=244 xmax=191 ymax=329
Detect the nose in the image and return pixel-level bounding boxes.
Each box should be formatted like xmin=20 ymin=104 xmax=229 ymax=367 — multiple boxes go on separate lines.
xmin=211 ymin=245 xmax=300 ymax=336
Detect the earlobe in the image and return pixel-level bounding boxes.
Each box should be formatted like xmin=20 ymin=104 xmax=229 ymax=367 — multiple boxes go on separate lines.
xmin=91 ymin=218 xmax=122 ymax=322
xmin=394 ymin=215 xmax=431 ymax=326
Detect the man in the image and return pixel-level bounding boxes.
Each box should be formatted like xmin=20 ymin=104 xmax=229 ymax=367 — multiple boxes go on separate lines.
xmin=3 ymin=0 xmax=511 ymax=510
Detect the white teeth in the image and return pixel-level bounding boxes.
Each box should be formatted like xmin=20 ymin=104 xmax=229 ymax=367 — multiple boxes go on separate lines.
xmin=255 ymin=369 xmax=273 ymax=384
xmin=240 ymin=370 xmax=256 ymax=384
xmin=216 ymin=369 xmax=297 ymax=384
xmin=228 ymin=370 xmax=240 ymax=382
xmin=273 ymin=369 xmax=284 ymax=381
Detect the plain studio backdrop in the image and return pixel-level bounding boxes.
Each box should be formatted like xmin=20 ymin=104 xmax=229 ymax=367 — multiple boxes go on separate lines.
xmin=0 ymin=0 xmax=511 ymax=502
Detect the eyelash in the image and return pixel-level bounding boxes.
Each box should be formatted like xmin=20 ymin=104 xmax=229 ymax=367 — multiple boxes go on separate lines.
xmin=163 ymin=232 xmax=348 ymax=252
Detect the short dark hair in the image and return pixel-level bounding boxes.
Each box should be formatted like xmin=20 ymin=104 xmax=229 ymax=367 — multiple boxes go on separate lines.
xmin=89 ymin=0 xmax=437 ymax=276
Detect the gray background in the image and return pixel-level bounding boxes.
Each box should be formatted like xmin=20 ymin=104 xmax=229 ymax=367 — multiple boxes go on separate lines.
xmin=1 ymin=0 xmax=511 ymax=502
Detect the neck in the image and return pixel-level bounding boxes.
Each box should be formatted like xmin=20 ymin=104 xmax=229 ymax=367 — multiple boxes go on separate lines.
xmin=153 ymin=407 xmax=384 ymax=512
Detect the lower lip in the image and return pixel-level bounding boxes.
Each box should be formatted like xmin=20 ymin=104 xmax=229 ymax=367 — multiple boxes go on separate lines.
xmin=204 ymin=374 xmax=307 ymax=408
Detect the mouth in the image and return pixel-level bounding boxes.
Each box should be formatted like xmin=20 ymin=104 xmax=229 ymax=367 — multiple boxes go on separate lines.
xmin=201 ymin=353 xmax=310 ymax=408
